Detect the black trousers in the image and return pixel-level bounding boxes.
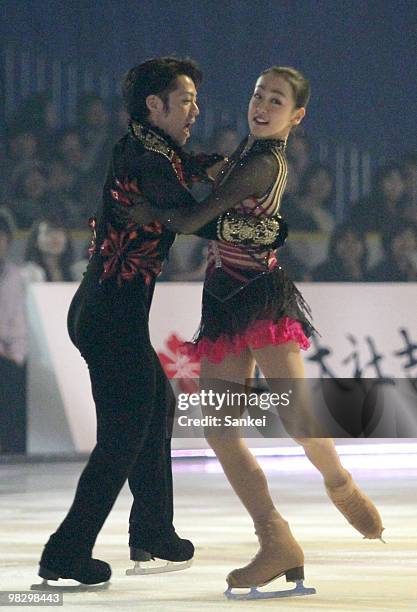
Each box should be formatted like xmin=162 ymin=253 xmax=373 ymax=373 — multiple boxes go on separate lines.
xmin=0 ymin=357 xmax=26 ymax=454
xmin=51 ymin=271 xmax=176 ymax=555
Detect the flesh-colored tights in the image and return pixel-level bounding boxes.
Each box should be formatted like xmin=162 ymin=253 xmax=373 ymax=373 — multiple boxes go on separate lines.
xmin=201 ymin=342 xmax=347 ymax=524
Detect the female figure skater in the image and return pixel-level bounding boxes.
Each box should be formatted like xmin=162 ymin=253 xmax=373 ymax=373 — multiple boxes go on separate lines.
xmin=120 ymin=66 xmax=384 ymax=597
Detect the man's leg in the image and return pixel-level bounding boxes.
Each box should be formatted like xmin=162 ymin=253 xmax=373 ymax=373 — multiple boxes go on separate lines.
xmin=127 ymin=351 xmax=194 ymax=570
xmin=128 ymin=350 xmax=175 ymax=546
xmin=38 ymin=343 xmax=157 ymax=582
xmin=0 ymin=357 xmax=26 ymax=454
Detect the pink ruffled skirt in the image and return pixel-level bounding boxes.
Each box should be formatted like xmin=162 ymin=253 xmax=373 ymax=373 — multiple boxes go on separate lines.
xmin=183 ymin=315 xmax=311 ymax=364
xmin=182 ymin=265 xmax=315 ymax=365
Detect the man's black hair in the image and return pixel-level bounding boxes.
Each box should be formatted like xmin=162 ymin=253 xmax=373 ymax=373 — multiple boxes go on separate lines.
xmin=122 ymin=56 xmax=202 ymax=123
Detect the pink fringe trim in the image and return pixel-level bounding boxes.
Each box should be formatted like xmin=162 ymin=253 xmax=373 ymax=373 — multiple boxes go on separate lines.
xmin=182 ymin=316 xmax=311 ymax=365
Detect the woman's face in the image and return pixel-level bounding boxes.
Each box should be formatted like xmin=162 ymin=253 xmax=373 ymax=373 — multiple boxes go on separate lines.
xmin=248 ymin=72 xmax=305 ymax=140
xmin=37 ymin=222 xmax=68 ymax=256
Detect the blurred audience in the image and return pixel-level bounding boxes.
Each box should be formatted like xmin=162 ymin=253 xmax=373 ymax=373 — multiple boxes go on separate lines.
xmin=209 ymin=125 xmax=240 ymax=157
xmin=286 ymin=163 xmax=336 ymax=233
xmin=5 ymin=128 xmax=42 ymax=184
xmin=286 ymin=131 xmax=311 ymax=180
xmin=0 ymin=214 xmax=27 ymax=453
xmin=400 ymin=152 xmax=417 ymax=224
xmin=22 ymin=217 xmax=78 ymax=283
xmin=0 ymin=90 xmax=415 ymax=285
xmin=76 ymin=94 xmax=112 ymax=181
xmin=311 ymin=223 xmax=369 ymax=282
xmin=10 ymin=165 xmax=52 ymax=229
xmin=16 ymin=92 xmax=58 ymax=158
xmin=349 ymin=162 xmax=407 ymax=232
xmin=110 ymin=96 xmax=130 ymax=141
xmin=368 ymin=222 xmax=417 ymax=282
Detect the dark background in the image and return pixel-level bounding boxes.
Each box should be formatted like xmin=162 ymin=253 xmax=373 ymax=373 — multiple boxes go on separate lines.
xmin=1 ymin=0 xmax=416 ymax=156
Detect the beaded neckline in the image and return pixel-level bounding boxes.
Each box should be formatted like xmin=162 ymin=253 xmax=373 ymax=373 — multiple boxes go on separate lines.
xmin=129 ymin=121 xmax=184 ymax=161
xmin=250 ymin=137 xmax=287 ymax=154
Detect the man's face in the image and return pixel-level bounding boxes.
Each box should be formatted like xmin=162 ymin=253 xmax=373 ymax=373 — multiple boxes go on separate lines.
xmin=148 ymin=75 xmax=199 ymax=146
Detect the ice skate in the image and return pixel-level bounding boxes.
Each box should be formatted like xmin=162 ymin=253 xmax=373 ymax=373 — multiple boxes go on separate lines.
xmin=31 ymin=535 xmax=111 ymax=591
xmin=126 ymin=532 xmax=194 ymax=575
xmin=31 ymin=558 xmax=111 ymax=592
xmin=225 ymin=514 xmax=316 ymax=600
xmin=325 ymin=469 xmax=385 ymax=540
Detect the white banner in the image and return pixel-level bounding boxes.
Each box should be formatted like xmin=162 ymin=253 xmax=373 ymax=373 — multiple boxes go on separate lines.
xmin=27 ymin=282 xmax=417 ymax=453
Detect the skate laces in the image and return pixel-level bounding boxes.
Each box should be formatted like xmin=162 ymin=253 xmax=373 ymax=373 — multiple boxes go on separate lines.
xmin=330 ymin=482 xmax=384 ymax=539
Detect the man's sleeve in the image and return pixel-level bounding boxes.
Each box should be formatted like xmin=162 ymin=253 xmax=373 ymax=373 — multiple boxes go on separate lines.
xmin=136 ymin=153 xmax=197 ymax=209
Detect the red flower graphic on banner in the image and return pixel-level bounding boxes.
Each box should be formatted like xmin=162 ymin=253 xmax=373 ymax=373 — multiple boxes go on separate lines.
xmin=158 ymin=333 xmax=200 ymax=394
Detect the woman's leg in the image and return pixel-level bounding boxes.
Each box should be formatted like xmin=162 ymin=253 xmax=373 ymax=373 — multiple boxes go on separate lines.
xmin=201 ymin=350 xmax=277 ymax=522
xmin=251 ymin=342 xmax=347 ymax=487
xmin=251 ymin=341 xmax=384 ymax=539
xmin=201 ymin=351 xmax=305 ymax=588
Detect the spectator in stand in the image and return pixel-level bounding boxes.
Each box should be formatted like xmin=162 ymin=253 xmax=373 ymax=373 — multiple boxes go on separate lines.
xmin=0 ymin=214 xmax=27 ymax=453
xmin=47 ymin=159 xmax=85 ymax=228
xmin=76 ymin=95 xmax=113 ymax=221
xmin=56 ymin=128 xmax=86 ymax=174
xmin=109 ymin=96 xmax=130 ymax=141
xmin=22 ymin=217 xmax=77 ymax=283
xmin=5 ymin=128 xmax=41 ymax=186
xmin=54 ymin=128 xmax=98 ymax=224
xmin=400 ymin=152 xmax=417 ymax=224
xmin=17 ymin=93 xmax=58 ymax=159
xmin=287 ymin=162 xmax=336 ymax=232
xmin=10 ymin=165 xmax=52 ymax=229
xmin=368 ymin=222 xmax=417 ymax=282
xmin=76 ymin=94 xmax=112 ymax=179
xmin=209 ymin=125 xmax=240 ymax=157
xmin=286 ymin=131 xmax=311 ymax=181
xmin=311 ymin=223 xmax=369 ymax=282
xmin=349 ymin=162 xmax=407 ymax=232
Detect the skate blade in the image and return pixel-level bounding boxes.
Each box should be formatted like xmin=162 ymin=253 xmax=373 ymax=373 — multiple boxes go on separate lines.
xmin=225 ymin=579 xmax=316 ymax=600
xmin=126 ymin=558 xmax=193 ymax=575
xmin=30 ymin=578 xmax=110 ymax=592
